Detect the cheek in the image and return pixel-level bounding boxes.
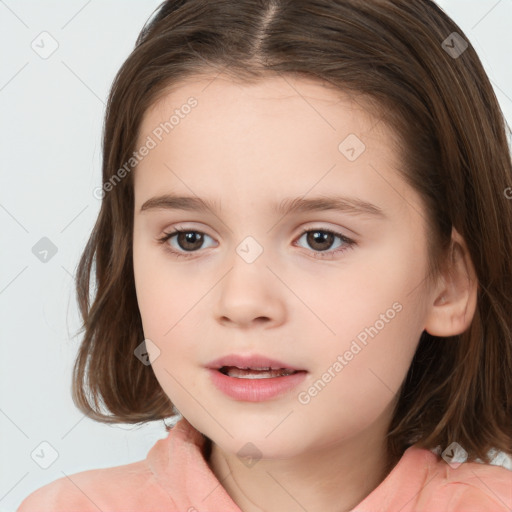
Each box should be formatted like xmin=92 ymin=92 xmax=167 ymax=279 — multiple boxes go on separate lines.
xmin=297 ymin=237 xmax=428 ymax=398
xmin=292 ymin=303 xmax=423 ymax=450
xmin=290 ymin=233 xmax=427 ymax=343
xmin=132 ymin=235 xmax=212 ymax=404
xmin=133 ymin=235 xmax=199 ymax=336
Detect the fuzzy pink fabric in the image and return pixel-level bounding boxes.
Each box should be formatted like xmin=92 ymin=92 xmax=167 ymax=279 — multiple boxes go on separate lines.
xmin=18 ymin=416 xmax=512 ymax=511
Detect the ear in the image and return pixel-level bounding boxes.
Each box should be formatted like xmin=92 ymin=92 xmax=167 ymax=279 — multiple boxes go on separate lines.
xmin=424 ymin=227 xmax=478 ymax=337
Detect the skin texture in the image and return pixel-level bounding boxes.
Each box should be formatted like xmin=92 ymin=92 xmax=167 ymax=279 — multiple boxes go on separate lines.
xmin=132 ymin=73 xmax=478 ymax=512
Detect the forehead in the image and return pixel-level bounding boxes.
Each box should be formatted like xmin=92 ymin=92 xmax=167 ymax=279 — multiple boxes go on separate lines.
xmin=137 ymin=72 xmax=385 ymax=146
xmin=132 ymin=72 xmax=417 ymax=221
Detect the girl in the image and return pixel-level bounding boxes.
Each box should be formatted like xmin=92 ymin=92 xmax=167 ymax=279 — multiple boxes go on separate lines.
xmin=18 ymin=0 xmax=512 ymax=510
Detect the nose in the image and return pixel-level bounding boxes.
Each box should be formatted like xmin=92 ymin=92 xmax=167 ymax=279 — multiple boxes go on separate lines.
xmin=213 ymin=254 xmax=286 ymax=329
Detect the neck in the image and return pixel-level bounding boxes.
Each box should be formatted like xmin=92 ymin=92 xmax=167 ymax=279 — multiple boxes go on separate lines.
xmin=207 ymin=417 xmax=396 ymax=512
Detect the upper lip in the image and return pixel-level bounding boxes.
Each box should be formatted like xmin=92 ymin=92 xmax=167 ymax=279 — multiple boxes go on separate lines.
xmin=206 ymin=353 xmax=305 ymax=371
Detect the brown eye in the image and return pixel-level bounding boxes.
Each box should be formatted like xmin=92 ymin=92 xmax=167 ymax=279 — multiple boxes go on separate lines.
xmin=175 ymin=231 xmax=205 ymax=251
xmin=304 ymin=230 xmax=335 ymax=251
xmin=157 ymin=229 xmax=216 ymax=258
xmin=295 ymin=228 xmax=356 ymax=259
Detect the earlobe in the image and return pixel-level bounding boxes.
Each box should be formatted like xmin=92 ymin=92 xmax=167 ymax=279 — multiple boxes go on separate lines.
xmin=424 ymin=228 xmax=478 ymax=337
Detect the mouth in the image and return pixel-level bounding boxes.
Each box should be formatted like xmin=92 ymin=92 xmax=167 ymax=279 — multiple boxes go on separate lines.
xmin=218 ymin=366 xmax=300 ymax=379
xmin=206 ymin=353 xmax=307 ymax=380
xmin=206 ymin=354 xmax=308 ymax=401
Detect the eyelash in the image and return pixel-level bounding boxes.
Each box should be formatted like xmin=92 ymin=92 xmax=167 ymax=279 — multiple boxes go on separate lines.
xmin=156 ymin=227 xmax=356 ymax=260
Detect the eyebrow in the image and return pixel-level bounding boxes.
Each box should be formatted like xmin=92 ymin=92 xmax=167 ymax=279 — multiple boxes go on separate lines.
xmin=139 ymin=193 xmax=386 ymax=219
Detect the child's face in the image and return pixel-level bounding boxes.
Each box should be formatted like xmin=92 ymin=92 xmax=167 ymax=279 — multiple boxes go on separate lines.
xmin=132 ymin=74 xmax=437 ymax=458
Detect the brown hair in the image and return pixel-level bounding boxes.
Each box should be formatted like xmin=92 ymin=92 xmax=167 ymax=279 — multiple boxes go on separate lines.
xmin=73 ymin=0 xmax=512 ymax=470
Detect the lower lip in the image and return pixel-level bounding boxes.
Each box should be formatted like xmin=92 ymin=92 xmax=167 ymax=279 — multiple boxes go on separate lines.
xmin=207 ymin=368 xmax=307 ymax=402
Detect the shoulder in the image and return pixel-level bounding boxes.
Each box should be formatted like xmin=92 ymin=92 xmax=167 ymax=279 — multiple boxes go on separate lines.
xmin=435 ymin=457 xmax=512 ymax=511
xmin=409 ymin=446 xmax=512 ymax=511
xmin=17 ymin=472 xmax=93 ymax=512
xmin=361 ymin=445 xmax=512 ymax=511
xmin=16 ymin=459 xmax=172 ymax=512
xmin=17 ymin=418 xmax=209 ymax=512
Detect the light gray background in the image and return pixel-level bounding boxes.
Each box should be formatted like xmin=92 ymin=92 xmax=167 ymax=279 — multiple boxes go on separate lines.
xmin=1 ymin=1 xmax=511 ymax=510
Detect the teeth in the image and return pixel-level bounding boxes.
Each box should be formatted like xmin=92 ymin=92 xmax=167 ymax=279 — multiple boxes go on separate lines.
xmin=222 ymin=367 xmax=297 ymax=379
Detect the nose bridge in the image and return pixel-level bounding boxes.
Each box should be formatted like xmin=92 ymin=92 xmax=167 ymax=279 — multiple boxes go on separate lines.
xmin=223 ymin=234 xmax=270 ymax=301
xmin=214 ymin=234 xmax=285 ymax=326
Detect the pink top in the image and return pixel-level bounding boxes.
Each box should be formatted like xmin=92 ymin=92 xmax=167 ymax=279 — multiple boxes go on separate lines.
xmin=17 ymin=417 xmax=512 ymax=512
